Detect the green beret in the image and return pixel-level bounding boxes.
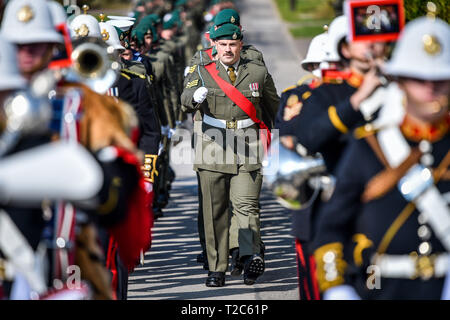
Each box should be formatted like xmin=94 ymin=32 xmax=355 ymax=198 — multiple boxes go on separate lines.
xmin=175 ymin=0 xmax=187 ymax=7
xmin=136 ymin=23 xmax=158 ymax=42
xmin=210 ymin=23 xmax=242 ymax=40
xmin=131 ymin=28 xmax=145 ymax=47
xmin=163 ymin=10 xmax=182 ymax=30
xmin=114 ymin=26 xmax=129 ymax=42
xmin=141 ymin=14 xmax=161 ymax=26
xmin=214 ymin=8 xmax=240 ymax=27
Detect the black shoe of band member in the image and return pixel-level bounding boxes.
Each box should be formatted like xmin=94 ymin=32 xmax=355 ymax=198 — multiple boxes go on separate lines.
xmin=205 ymin=272 xmax=225 ymax=287
xmin=229 ymin=248 xmax=243 ymax=276
xmin=243 ymin=254 xmax=265 ymax=285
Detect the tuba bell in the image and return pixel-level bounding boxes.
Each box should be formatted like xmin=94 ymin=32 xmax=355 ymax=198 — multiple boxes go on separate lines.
xmin=264 ymin=138 xmax=331 ymax=210
xmin=66 ymin=37 xmax=120 ymax=94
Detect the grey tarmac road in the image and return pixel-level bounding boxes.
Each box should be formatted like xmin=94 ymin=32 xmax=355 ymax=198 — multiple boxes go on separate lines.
xmin=128 ymin=0 xmax=313 ymax=300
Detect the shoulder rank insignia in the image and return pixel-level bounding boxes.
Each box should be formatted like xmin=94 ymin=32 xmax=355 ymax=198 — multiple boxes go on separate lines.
xmin=302 ymin=91 xmax=312 ymax=101
xmin=283 ymin=94 xmax=303 ymax=121
xmin=121 ymin=69 xmax=146 ymax=80
xmin=188 ymin=65 xmax=197 ymax=74
xmin=186 ymin=79 xmax=199 ymax=88
xmin=282 ymin=85 xmax=297 ymax=93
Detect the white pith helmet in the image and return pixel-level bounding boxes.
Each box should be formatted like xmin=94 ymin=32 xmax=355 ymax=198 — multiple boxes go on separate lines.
xmin=0 ymin=0 xmax=63 ymax=44
xmin=47 ymin=0 xmax=67 ymax=27
xmin=323 ymin=15 xmax=348 ymax=62
xmin=99 ymin=21 xmax=125 ymax=51
xmin=384 ymin=16 xmax=450 ymax=81
xmin=0 ymin=36 xmax=27 ymax=91
xmin=301 ymin=32 xmax=329 ymax=71
xmin=69 ymin=13 xmax=101 ymax=39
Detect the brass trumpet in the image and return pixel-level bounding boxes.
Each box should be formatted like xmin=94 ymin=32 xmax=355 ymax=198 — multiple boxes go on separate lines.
xmin=67 ymin=37 xmax=120 ymax=94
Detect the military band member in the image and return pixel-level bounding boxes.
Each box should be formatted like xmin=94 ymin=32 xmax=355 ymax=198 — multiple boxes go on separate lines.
xmin=274 ymin=31 xmax=329 ymax=300
xmin=311 ymin=16 xmax=450 ymax=300
xmin=181 ymin=23 xmax=279 ymax=287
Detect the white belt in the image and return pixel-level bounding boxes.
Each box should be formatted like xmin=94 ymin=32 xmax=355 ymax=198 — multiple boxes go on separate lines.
xmin=203 ymin=114 xmax=255 ymax=130
xmin=374 ymin=253 xmax=449 ymax=279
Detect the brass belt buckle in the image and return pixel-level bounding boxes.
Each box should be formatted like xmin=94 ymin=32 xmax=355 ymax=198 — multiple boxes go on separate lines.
xmin=226 ymin=120 xmax=237 ymax=129
xmin=410 ymin=252 xmax=435 ymax=280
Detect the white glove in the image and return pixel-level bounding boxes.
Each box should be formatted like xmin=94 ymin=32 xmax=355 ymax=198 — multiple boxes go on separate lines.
xmin=168 ymin=128 xmax=176 ymax=139
xmin=193 ymin=87 xmax=208 ymax=104
xmin=184 ymin=66 xmax=191 ymax=77
xmin=161 ymin=125 xmax=170 ymax=136
xmin=323 ymin=285 xmax=361 ymax=300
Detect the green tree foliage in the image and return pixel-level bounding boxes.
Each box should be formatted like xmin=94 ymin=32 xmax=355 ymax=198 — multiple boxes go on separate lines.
xmin=404 ymin=0 xmax=449 ymax=22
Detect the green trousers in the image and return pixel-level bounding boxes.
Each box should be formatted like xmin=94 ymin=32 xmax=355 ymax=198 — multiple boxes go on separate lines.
xmin=198 ymin=167 xmax=262 ymax=272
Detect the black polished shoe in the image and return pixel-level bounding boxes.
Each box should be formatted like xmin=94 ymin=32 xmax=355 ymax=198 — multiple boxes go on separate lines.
xmin=229 ymin=248 xmax=243 ymax=276
xmin=243 ymin=254 xmax=265 ymax=285
xmin=205 ymin=272 xmax=225 ymax=287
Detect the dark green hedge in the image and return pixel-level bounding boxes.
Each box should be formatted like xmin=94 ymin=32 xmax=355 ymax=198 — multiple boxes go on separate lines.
xmin=329 ymin=0 xmax=449 ymax=22
xmin=404 ymin=0 xmax=449 ymax=22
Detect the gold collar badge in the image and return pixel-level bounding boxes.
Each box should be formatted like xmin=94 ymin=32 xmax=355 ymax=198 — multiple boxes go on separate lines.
xmin=423 ymin=34 xmax=441 ymax=56
xmin=17 ymin=5 xmax=34 ymax=23
xmin=230 ymin=16 xmax=236 ymax=23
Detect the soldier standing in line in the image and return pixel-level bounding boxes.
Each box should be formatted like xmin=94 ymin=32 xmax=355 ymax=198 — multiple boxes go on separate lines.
xmin=181 ymin=24 xmax=279 ymax=287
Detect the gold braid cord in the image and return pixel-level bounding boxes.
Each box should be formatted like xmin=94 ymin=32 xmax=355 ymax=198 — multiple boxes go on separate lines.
xmin=313 ymin=242 xmax=347 ymax=292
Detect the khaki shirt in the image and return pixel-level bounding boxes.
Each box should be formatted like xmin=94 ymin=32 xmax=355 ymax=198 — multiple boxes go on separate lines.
xmin=181 ymin=58 xmax=279 ymax=174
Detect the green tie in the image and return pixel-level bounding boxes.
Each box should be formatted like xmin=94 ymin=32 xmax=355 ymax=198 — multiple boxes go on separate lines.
xmin=228 ymin=66 xmax=236 ymax=85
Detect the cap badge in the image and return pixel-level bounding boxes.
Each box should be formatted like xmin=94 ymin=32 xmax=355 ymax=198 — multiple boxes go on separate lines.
xmin=102 ymin=29 xmax=110 ymax=41
xmin=17 ymin=5 xmax=34 ymax=23
xmin=75 ymin=24 xmax=90 ymax=37
xmin=232 ymin=33 xmax=237 ymax=40
xmin=230 ymin=16 xmax=236 ymax=24
xmin=422 ymin=34 xmax=441 ymax=56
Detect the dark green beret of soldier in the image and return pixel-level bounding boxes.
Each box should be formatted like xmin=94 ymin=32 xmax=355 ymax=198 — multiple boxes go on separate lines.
xmin=210 ymin=23 xmax=242 ymax=40
xmin=141 ymin=13 xmax=161 ymax=27
xmin=136 ymin=20 xmax=159 ymax=42
xmin=163 ymin=10 xmax=182 ymax=30
xmin=214 ymin=8 xmax=240 ymax=27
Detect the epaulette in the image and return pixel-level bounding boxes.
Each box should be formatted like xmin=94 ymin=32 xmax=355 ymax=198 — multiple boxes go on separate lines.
xmin=246 ymin=59 xmax=265 ymax=67
xmin=120 ymin=72 xmax=131 ymax=80
xmin=121 ymin=68 xmax=147 ymax=80
xmin=282 ymin=85 xmax=297 ymax=93
xmin=296 ymin=74 xmax=315 ymax=86
xmin=242 ymin=44 xmax=262 ymax=54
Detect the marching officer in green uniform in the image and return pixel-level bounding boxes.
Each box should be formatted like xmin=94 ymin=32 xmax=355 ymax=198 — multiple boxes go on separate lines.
xmin=186 ymin=8 xmax=268 ymax=274
xmin=181 ymin=23 xmax=279 ymax=287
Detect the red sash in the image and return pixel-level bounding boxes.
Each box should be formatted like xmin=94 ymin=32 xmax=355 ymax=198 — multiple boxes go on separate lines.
xmin=205 ymin=47 xmax=213 ymax=60
xmin=204 ymin=62 xmax=271 ymax=155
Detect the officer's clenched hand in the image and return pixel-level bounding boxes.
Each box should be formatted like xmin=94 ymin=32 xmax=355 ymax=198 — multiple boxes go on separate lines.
xmin=193 ymin=87 xmax=208 ymax=104
xmin=350 ymin=68 xmax=383 ymax=110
